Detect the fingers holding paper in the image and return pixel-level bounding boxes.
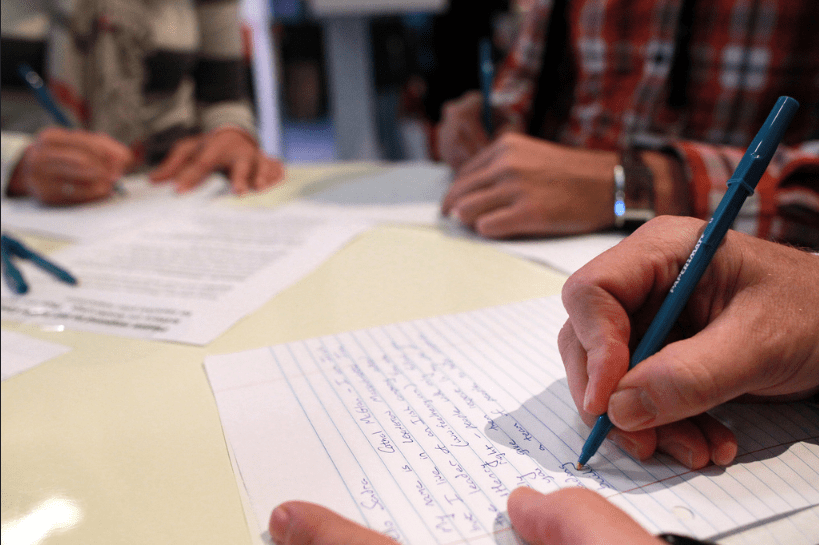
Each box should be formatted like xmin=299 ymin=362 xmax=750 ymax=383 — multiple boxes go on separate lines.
xmin=507 ymin=487 xmax=659 ymax=545
xmin=149 ymin=127 xmax=285 ymax=195
xmin=268 ymin=488 xmax=660 ymax=545
xmin=269 ymin=501 xmax=397 ymax=545
xmin=559 ymin=216 xmax=819 ymax=468
xmin=7 ymin=128 xmax=133 ymax=205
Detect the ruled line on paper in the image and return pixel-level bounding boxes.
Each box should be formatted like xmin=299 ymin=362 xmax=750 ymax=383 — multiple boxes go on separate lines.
xmin=204 ymin=295 xmax=819 ymax=544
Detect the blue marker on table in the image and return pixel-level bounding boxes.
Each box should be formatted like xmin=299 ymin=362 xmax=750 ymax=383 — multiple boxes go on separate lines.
xmin=479 ymin=37 xmax=495 ymax=135
xmin=576 ymin=96 xmax=800 ymax=469
xmin=1 ymin=234 xmax=78 ymax=295
xmin=17 ymin=63 xmax=74 ymax=127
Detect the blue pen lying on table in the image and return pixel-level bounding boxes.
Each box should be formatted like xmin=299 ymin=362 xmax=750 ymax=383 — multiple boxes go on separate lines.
xmin=576 ymin=95 xmax=800 ymax=469
xmin=1 ymin=234 xmax=78 ymax=295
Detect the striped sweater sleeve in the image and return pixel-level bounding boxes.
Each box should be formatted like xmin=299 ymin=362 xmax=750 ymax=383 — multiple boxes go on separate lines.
xmin=194 ymin=0 xmax=257 ymax=139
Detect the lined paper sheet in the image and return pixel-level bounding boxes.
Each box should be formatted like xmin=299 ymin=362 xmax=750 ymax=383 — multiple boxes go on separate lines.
xmin=204 ymin=296 xmax=819 ymax=544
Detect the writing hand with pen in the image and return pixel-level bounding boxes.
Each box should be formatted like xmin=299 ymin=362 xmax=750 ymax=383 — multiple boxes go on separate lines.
xmin=8 ymin=64 xmax=285 ymax=206
xmin=8 ymin=64 xmax=134 ymax=206
xmin=1 ymin=234 xmax=78 ymax=295
xmin=6 ymin=128 xmax=135 ymax=206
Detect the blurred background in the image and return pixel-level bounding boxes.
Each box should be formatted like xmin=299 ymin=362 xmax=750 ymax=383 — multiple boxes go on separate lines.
xmin=1 ymin=0 xmax=528 ymax=163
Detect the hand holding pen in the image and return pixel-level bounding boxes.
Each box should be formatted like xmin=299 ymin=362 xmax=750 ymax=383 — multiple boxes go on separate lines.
xmin=560 ymin=98 xmax=812 ymax=470
xmin=560 ymin=215 xmax=819 ymax=471
xmin=6 ymin=65 xmax=133 ymax=205
xmin=436 ymin=39 xmax=496 ymax=172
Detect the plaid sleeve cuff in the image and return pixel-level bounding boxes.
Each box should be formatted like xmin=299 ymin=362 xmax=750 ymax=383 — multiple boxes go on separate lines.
xmin=671 ymin=140 xmax=819 ymax=244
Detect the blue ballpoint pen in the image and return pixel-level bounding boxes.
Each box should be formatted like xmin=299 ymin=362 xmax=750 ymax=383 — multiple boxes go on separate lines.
xmin=1 ymin=234 xmax=78 ymax=295
xmin=1 ymin=239 xmax=28 ymax=294
xmin=479 ymin=37 xmax=495 ymax=135
xmin=17 ymin=63 xmax=74 ymax=128
xmin=576 ymin=96 xmax=800 ymax=469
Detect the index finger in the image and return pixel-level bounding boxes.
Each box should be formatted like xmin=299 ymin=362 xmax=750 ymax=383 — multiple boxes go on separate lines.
xmin=38 ymin=128 xmax=133 ymax=169
xmin=173 ymin=142 xmax=225 ymax=192
xmin=560 ymin=217 xmax=709 ymax=413
xmin=441 ymin=147 xmax=508 ymax=214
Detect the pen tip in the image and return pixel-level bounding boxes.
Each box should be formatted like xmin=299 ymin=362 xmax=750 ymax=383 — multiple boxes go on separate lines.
xmin=576 ymin=463 xmax=584 ymax=470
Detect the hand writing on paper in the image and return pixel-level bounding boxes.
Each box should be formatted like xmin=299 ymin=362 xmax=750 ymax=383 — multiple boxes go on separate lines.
xmin=559 ymin=216 xmax=819 ymax=469
xmin=149 ymin=127 xmax=285 ymax=195
xmin=438 ymin=126 xmax=689 ymax=240
xmin=268 ymin=487 xmax=660 ymax=545
xmin=7 ymin=128 xmax=134 ymax=205
xmin=437 ymin=91 xmax=491 ymax=171
xmin=440 ymin=133 xmax=622 ymax=238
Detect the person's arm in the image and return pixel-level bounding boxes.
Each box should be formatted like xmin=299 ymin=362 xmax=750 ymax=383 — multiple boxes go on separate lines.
xmin=4 ymin=128 xmax=133 ymax=205
xmin=149 ymin=0 xmax=284 ymax=194
xmin=559 ymin=215 xmax=819 ymax=469
xmin=193 ymin=0 xmax=256 ymax=139
xmin=439 ymin=134 xmax=691 ymax=239
xmin=437 ymin=3 xmax=551 ymax=171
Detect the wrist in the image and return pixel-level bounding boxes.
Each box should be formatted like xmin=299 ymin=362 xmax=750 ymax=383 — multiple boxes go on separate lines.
xmin=642 ymin=150 xmax=690 ymax=216
xmin=613 ymin=148 xmax=656 ymax=231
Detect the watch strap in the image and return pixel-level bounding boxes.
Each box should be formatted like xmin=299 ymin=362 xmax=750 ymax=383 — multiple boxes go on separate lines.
xmin=613 ymin=147 xmax=656 ymax=231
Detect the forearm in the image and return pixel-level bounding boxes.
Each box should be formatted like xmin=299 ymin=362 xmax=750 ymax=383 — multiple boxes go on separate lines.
xmin=195 ymin=0 xmax=257 ymax=137
xmin=642 ymin=150 xmax=691 ymax=217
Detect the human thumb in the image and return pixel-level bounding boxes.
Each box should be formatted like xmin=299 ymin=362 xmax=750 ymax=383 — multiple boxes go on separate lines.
xmin=507 ymin=487 xmax=658 ymax=545
xmin=606 ymin=322 xmax=766 ymax=431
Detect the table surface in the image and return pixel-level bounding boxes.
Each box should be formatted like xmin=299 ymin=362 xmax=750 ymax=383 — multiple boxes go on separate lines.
xmin=3 ymin=163 xmax=817 ymax=545
xmin=0 ymin=164 xmax=566 ymax=544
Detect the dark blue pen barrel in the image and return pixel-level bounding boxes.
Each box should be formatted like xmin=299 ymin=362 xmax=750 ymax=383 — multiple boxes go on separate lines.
xmin=728 ymin=96 xmax=799 ymax=189
xmin=479 ymin=37 xmax=494 ymax=134
xmin=628 ymin=96 xmax=799 ymax=371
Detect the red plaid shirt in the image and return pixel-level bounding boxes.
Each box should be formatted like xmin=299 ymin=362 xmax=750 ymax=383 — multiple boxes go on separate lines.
xmin=493 ymin=0 xmax=819 ymax=248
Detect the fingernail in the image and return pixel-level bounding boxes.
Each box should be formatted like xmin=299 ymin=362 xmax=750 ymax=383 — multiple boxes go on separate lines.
xmin=662 ymin=441 xmax=694 ymax=469
xmin=712 ymin=442 xmax=737 ymax=467
xmin=608 ymin=388 xmax=657 ymax=430
xmin=583 ymin=386 xmax=594 ymax=413
xmin=269 ymin=506 xmax=289 ymax=544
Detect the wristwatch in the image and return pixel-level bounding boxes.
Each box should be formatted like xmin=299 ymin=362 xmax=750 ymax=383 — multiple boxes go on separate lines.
xmin=613 ymin=147 xmax=656 ymax=231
